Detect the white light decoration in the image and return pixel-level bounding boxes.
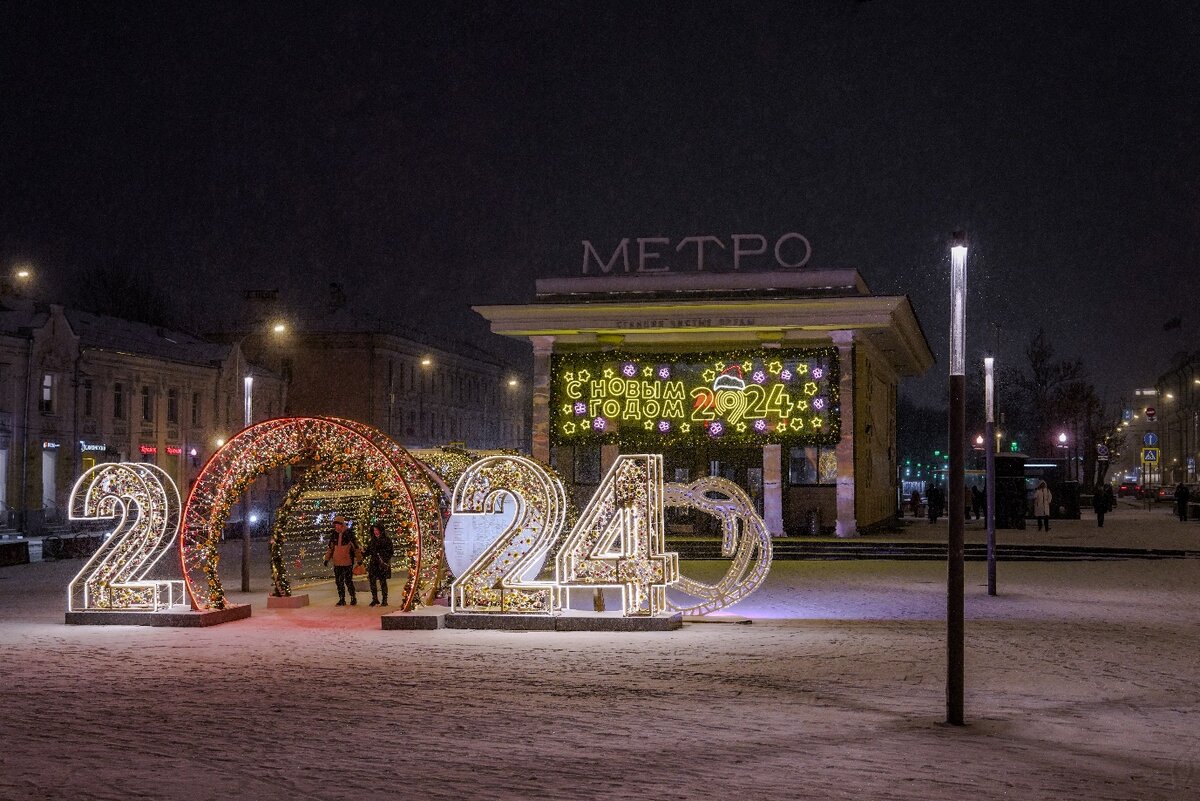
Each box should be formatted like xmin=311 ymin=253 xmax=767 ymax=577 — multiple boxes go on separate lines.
xmin=67 ymin=462 xmax=184 ymax=612
xmin=663 ymin=476 xmax=772 ymax=616
xmin=448 ymin=455 xmax=568 ymax=613
xmin=949 ymin=235 xmax=968 ymax=376
xmin=555 ymin=454 xmax=679 ymax=616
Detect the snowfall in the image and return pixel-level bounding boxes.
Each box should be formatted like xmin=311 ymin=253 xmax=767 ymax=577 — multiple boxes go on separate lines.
xmin=2 ymin=502 xmax=1198 ymax=801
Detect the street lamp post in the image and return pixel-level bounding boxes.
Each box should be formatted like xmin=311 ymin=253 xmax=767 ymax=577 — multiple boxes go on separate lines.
xmin=984 ymin=356 xmax=996 ymax=597
xmin=947 ymin=230 xmax=968 ymax=726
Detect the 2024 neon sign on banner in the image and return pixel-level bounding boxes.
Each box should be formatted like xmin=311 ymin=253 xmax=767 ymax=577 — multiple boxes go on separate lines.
xmin=445 ymin=454 xmax=773 ymax=617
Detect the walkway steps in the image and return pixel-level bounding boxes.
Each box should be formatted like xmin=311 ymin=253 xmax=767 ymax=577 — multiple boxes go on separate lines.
xmin=668 ymin=539 xmax=1200 ymax=562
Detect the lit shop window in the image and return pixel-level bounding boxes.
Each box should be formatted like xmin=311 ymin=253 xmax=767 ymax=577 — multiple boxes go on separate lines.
xmin=788 ymin=447 xmax=838 ymax=486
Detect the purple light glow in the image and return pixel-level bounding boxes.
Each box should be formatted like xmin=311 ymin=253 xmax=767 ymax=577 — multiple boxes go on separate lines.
xmin=781 ymin=369 xmax=793 ymax=381
xmin=593 ymin=417 xmax=607 ymax=431
xmin=754 ymin=419 xmax=767 ymax=432
xmin=813 ymin=397 xmax=826 ymax=410
xmin=622 ymin=362 xmax=637 ymax=377
xmin=657 ymin=366 xmax=670 ymax=379
xmin=752 ymin=370 xmax=766 ymax=384
xmin=658 ymin=420 xmax=670 ymax=432
xmin=710 ymin=422 xmax=724 ymax=436
xmin=574 ymin=402 xmax=587 ymax=415
xmin=811 ymin=367 xmax=825 ymax=380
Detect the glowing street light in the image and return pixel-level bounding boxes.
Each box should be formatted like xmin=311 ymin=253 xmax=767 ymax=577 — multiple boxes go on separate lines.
xmin=947 ymin=230 xmax=968 ymax=726
xmin=507 ymin=378 xmax=519 ymax=387
xmin=984 ymin=355 xmax=997 ymax=597
xmin=272 ymin=322 xmax=287 ymax=335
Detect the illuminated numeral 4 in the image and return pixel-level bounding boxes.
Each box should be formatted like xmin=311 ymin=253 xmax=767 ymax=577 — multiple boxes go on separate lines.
xmin=764 ymin=384 xmax=794 ymax=418
xmin=555 ymin=454 xmax=679 ymax=616
xmin=68 ymin=463 xmax=184 ymax=612
xmin=449 ymin=455 xmax=567 ymax=613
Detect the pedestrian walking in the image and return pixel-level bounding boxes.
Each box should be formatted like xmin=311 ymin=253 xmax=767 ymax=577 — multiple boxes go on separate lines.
xmin=323 ymin=515 xmax=361 ymax=606
xmin=1174 ymin=482 xmax=1190 ymax=522
xmin=1092 ymin=486 xmax=1108 ymax=527
xmin=1033 ymin=480 xmax=1053 ymax=531
xmin=1103 ymin=484 xmax=1116 ymax=514
xmin=971 ymin=485 xmax=984 ymax=521
xmin=910 ymin=489 xmax=922 ymax=519
xmin=927 ymin=485 xmax=944 ymax=524
xmin=362 ymin=521 xmax=394 ymax=607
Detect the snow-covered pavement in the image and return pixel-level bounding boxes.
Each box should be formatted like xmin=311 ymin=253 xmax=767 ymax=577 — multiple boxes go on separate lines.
xmin=1 ymin=518 xmax=1198 ymax=800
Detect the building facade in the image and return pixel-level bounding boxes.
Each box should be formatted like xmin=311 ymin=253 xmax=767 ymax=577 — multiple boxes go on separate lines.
xmin=0 ymin=299 xmax=286 ymax=534
xmin=474 ymin=269 xmax=933 ymax=536
xmin=1154 ymin=357 xmax=1199 ymax=484
xmin=236 ymin=301 xmax=529 ymax=452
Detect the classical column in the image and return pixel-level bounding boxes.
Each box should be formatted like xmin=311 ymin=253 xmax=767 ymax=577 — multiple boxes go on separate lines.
xmin=831 ymin=330 xmax=857 ymax=537
xmin=530 ymin=336 xmax=555 ymax=463
xmin=762 ymin=444 xmax=784 ymax=537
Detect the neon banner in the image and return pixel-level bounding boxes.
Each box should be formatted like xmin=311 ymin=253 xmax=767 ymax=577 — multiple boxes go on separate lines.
xmin=550 ymin=347 xmax=840 ymax=447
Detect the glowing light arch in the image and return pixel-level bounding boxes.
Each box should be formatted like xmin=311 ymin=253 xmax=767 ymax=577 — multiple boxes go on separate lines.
xmin=180 ymin=416 xmax=443 ymax=611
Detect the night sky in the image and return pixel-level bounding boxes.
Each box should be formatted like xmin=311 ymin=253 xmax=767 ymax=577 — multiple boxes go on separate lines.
xmin=3 ymin=2 xmax=1198 ymax=403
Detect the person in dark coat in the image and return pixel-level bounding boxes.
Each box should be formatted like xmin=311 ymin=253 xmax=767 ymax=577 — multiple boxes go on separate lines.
xmin=971 ymin=485 xmax=984 ymax=521
xmin=910 ymin=489 xmax=922 ymax=518
xmin=1174 ymin=483 xmax=1191 ymax=522
xmin=1103 ymin=484 xmax=1116 ymax=515
xmin=362 ymin=521 xmax=395 ymax=606
xmin=1092 ymin=487 xmax=1108 ymax=527
xmin=927 ymin=485 xmax=944 ymax=524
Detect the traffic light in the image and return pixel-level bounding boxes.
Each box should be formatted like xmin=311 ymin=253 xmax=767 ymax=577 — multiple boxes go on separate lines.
xmin=1010 ymin=441 xmax=1019 ymax=452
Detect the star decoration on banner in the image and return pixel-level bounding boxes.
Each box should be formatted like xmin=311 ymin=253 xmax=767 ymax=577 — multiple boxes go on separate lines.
xmin=603 ymin=368 xmax=614 ymax=379
xmin=702 ymin=369 xmax=716 ymax=382
xmin=741 ymin=360 xmax=754 ymax=373
xmin=642 ymin=366 xmax=654 ymax=377
xmin=768 ymin=360 xmax=782 ymax=375
xmin=680 ymin=423 xmax=691 ymax=433
xmin=736 ymin=422 xmax=747 ymax=432
xmin=644 ymin=420 xmax=655 ymax=431
xmin=562 ymin=404 xmax=573 ymax=414
xmin=577 ymin=369 xmax=591 ymax=382
xmin=810 ymin=417 xmax=824 ymax=428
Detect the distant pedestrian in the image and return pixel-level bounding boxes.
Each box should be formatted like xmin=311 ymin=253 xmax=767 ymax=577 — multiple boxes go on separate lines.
xmin=971 ymin=485 xmax=984 ymax=521
xmin=1103 ymin=484 xmax=1116 ymax=514
xmin=927 ymin=485 xmax=944 ymax=524
xmin=964 ymin=485 xmax=973 ymax=520
xmin=910 ymin=489 xmax=922 ymax=518
xmin=1092 ymin=487 xmax=1108 ymax=527
xmin=1033 ymin=481 xmax=1053 ymax=531
xmin=1174 ymin=483 xmax=1190 ymax=522
xmin=362 ymin=521 xmax=394 ymax=607
xmin=323 ymin=515 xmax=361 ymax=606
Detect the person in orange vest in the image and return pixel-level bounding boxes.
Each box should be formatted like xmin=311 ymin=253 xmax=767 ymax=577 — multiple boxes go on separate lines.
xmin=323 ymin=515 xmax=361 ymax=606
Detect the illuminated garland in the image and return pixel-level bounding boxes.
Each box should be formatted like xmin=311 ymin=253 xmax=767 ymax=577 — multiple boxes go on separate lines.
xmin=68 ymin=462 xmax=184 ymax=611
xmin=549 ymin=347 xmax=841 ymax=448
xmin=267 ymin=463 xmax=408 ymax=597
xmin=555 ymin=454 xmax=679 ymax=616
xmin=180 ymin=417 xmax=442 ymax=611
xmin=663 ymin=476 xmax=773 ymax=616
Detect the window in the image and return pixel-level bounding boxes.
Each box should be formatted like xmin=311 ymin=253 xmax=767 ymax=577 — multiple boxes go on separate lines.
xmin=113 ymin=383 xmax=125 ymax=419
xmin=141 ymin=386 xmax=154 ymax=422
xmin=39 ymin=374 xmax=54 ymax=414
xmin=192 ymin=392 xmax=202 ymax=427
xmin=83 ymin=379 xmax=94 ymax=417
xmin=788 ymin=447 xmax=838 ymax=486
xmin=167 ymin=388 xmax=179 ymax=424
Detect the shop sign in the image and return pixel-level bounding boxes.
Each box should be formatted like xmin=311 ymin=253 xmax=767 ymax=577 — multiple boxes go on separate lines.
xmin=41 ymin=440 xmax=60 ymax=449
xmin=165 ymin=446 xmax=182 ymax=456
xmin=139 ymin=444 xmax=158 ymax=455
xmin=79 ymin=441 xmax=107 ymax=452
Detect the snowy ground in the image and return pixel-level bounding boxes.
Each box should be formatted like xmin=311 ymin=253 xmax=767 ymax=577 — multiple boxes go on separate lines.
xmin=1 ymin=509 xmax=1198 ymax=801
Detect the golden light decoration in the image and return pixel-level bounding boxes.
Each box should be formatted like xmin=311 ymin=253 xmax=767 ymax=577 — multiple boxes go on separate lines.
xmin=555 ymin=454 xmax=679 ymax=616
xmin=180 ymin=416 xmax=442 ymax=611
xmin=663 ymin=476 xmax=773 ymax=616
xmin=448 ymin=454 xmax=568 ymax=613
xmin=68 ymin=462 xmax=184 ymax=611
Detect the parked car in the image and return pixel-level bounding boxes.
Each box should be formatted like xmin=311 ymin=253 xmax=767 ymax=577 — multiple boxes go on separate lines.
xmin=1155 ymin=485 xmax=1176 ymax=502
xmin=1117 ymin=481 xmax=1141 ymax=497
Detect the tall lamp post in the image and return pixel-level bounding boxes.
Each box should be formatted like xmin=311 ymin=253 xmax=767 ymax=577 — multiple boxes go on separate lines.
xmin=984 ymin=356 xmax=996 ymax=597
xmin=947 ymin=230 xmax=968 ymax=726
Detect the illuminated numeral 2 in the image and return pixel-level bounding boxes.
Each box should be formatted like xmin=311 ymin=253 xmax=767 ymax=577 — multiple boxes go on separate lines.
xmin=448 ymin=455 xmax=567 ymax=613
xmin=68 ymin=462 xmax=184 ymax=612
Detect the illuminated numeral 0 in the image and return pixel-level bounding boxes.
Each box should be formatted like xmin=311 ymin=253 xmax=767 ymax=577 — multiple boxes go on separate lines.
xmin=68 ymin=462 xmax=184 ymax=612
